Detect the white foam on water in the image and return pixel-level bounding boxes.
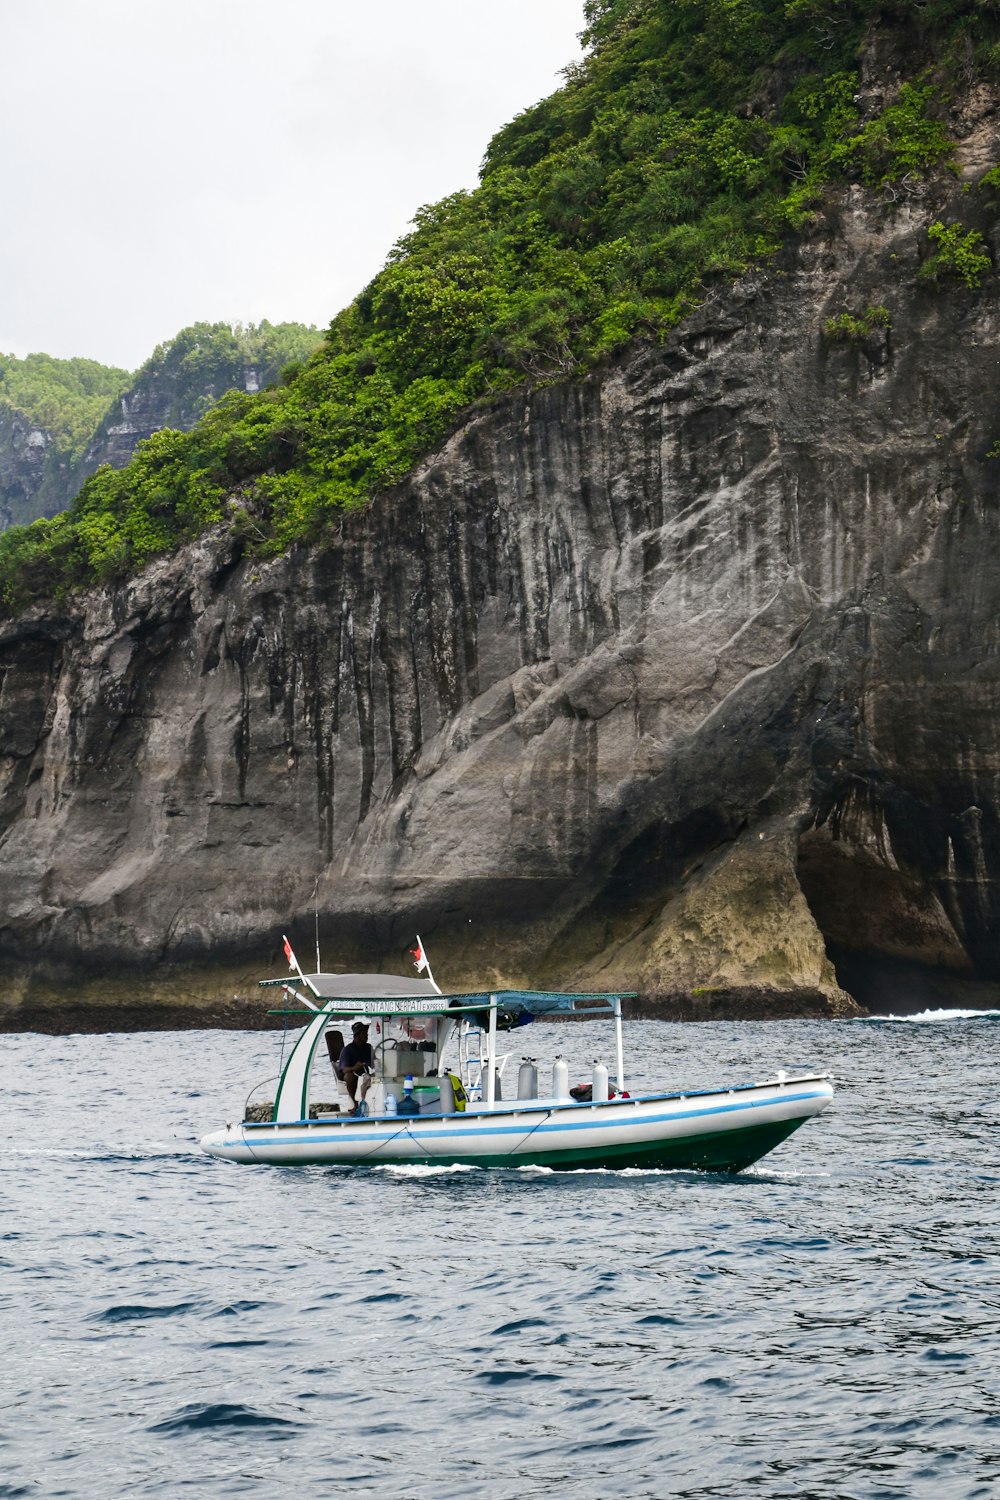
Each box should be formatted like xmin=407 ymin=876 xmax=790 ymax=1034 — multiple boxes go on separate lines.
xmin=741 ymin=1165 xmax=831 ymax=1180
xmin=374 ymin=1162 xmax=483 ymax=1176
xmin=859 ymin=1008 xmax=1000 ymax=1023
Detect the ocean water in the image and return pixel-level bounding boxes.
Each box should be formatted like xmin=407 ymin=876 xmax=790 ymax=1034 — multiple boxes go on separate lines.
xmin=2 ymin=1012 xmax=998 ymax=1500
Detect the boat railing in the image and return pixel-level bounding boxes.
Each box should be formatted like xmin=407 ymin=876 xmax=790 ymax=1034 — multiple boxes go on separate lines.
xmin=463 ymin=1047 xmax=512 ymax=1103
xmin=457 ymin=1019 xmax=515 ymax=1103
xmin=244 ymin=1074 xmax=280 ymax=1121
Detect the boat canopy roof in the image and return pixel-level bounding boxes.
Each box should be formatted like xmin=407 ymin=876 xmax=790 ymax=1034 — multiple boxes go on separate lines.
xmin=260 ymin=972 xmax=442 ymax=1000
xmin=261 ymin=974 xmax=636 ymax=1019
xmin=444 ymin=990 xmax=636 ymax=1016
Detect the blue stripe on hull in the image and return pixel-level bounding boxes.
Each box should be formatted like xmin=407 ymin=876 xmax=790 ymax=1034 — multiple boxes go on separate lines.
xmin=234 ymin=1088 xmax=828 ymax=1150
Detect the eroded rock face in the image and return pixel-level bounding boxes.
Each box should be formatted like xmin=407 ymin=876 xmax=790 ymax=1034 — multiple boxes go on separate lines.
xmin=2 ymin=159 xmax=1000 ymax=1022
xmin=78 ymin=362 xmax=260 ymax=476
xmin=0 ymin=406 xmax=64 ymax=530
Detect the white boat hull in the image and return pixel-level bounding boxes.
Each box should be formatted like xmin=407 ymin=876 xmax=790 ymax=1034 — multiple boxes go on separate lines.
xmin=200 ymin=1076 xmax=833 ymax=1172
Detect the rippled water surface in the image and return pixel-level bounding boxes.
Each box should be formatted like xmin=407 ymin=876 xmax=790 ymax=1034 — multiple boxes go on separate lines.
xmin=2 ymin=1013 xmax=998 ymax=1499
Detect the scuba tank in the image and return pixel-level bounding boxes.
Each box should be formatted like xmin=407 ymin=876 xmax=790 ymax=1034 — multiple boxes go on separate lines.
xmin=551 ymin=1056 xmax=570 ymax=1101
xmin=517 ymin=1058 xmax=538 ymax=1100
xmin=592 ymin=1060 xmax=610 ymax=1103
xmin=437 ymin=1074 xmax=455 ymax=1114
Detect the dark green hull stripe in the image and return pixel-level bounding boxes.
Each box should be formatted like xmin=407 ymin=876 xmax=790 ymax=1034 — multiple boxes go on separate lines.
xmin=266 ymin=1116 xmax=809 ymax=1173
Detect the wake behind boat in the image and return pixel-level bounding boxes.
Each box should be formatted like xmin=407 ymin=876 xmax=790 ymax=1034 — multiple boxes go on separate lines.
xmin=200 ymin=944 xmax=834 ymax=1172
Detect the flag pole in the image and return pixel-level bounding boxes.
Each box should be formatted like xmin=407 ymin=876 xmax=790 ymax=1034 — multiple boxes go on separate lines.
xmin=413 ymin=933 xmax=442 ymax=994
xmin=282 ymin=933 xmax=307 ymax=984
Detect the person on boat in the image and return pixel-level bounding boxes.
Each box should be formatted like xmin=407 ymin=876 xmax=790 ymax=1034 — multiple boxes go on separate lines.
xmin=339 ymin=1021 xmax=375 ymax=1115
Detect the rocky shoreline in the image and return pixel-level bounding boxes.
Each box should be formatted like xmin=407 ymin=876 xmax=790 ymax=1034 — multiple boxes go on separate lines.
xmin=0 ymin=979 xmax=863 ymax=1034
xmin=0 ymin=994 xmax=285 ymax=1035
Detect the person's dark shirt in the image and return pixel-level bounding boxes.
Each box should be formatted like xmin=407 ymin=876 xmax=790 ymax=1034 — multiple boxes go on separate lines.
xmin=339 ymin=1040 xmax=374 ymax=1070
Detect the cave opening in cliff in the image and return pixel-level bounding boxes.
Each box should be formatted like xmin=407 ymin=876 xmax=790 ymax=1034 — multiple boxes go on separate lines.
xmin=796 ymin=824 xmax=986 ymax=1014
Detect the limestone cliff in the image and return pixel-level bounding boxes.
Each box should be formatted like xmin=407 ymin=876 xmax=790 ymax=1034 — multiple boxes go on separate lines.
xmin=74 ymin=323 xmax=311 ymax=478
xmin=0 ymin=405 xmax=58 ymax=531
xmin=3 ymin=97 xmax=1000 ymax=1026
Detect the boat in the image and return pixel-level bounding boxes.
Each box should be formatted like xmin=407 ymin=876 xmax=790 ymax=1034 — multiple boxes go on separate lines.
xmin=199 ymin=950 xmax=834 ymax=1172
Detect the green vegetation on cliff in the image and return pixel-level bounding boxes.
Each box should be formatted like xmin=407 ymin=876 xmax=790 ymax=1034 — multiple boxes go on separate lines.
xmin=0 ymin=353 xmax=130 ymax=460
xmin=0 ymin=322 xmax=322 ymax=536
xmin=111 ymin=321 xmax=324 ymax=432
xmin=2 ymin=0 xmax=998 ymax=609
xmin=919 ymin=218 xmax=993 ymax=286
xmin=823 ymin=304 xmax=892 ymax=342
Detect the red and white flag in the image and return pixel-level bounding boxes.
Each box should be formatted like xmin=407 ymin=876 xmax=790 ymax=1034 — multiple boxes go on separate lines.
xmin=282 ymin=934 xmax=299 ymax=973
xmin=409 ymin=939 xmax=429 ymax=975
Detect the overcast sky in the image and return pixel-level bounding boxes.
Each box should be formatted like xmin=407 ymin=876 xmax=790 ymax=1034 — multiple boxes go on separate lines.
xmin=1 ymin=1 xmax=585 ymax=371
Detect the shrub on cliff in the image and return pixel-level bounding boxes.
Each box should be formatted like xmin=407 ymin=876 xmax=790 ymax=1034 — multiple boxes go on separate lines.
xmin=823 ymin=304 xmax=893 ymax=342
xmin=1 ymin=0 xmax=999 ymax=611
xmin=919 ymin=219 xmax=993 ymax=287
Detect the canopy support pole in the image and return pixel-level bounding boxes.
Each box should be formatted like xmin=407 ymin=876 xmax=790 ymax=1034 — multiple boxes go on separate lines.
xmin=614 ymin=996 xmax=624 ymax=1092
xmin=486 ymin=997 xmax=497 ymax=1109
